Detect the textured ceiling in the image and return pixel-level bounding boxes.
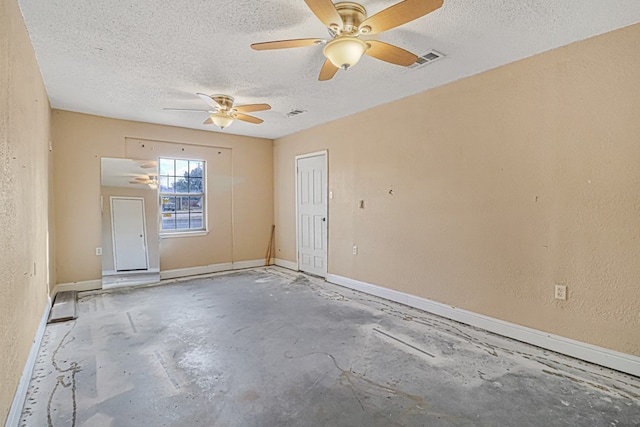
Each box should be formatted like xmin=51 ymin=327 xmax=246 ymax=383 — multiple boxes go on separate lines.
xmin=18 ymin=0 xmax=640 ymax=140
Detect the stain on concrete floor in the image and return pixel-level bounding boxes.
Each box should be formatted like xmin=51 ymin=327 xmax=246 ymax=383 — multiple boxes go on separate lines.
xmin=20 ymin=267 xmax=640 ymax=426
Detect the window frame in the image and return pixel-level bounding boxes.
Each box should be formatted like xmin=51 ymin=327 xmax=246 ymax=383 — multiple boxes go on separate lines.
xmin=158 ymin=157 xmax=207 ymax=236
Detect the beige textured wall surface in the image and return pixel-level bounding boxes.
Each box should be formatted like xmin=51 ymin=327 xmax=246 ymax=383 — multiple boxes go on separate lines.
xmin=0 ymin=0 xmax=52 ymax=421
xmin=52 ymin=111 xmax=273 ymax=284
xmin=100 ymin=186 xmax=160 ymax=272
xmin=274 ymin=23 xmax=640 ymax=356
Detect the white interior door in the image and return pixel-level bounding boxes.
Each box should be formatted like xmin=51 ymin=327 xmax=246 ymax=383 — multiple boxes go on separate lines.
xmin=111 ymin=197 xmax=149 ymax=271
xmin=297 ymin=152 xmax=328 ymax=277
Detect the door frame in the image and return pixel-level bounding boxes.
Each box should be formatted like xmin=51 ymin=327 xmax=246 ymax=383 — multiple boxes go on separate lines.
xmin=110 ymin=196 xmax=149 ymax=272
xmin=295 ymin=150 xmax=328 ymax=277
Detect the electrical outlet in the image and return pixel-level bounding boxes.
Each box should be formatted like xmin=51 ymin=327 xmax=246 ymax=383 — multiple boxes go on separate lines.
xmin=352 ymin=245 xmax=358 ymax=255
xmin=96 ymin=247 xmax=102 ymax=256
xmin=555 ymin=284 xmax=567 ymax=300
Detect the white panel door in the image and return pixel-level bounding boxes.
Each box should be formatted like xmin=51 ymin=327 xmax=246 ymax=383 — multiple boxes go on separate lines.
xmin=297 ymin=153 xmax=327 ymax=277
xmin=111 ymin=197 xmax=149 ymax=271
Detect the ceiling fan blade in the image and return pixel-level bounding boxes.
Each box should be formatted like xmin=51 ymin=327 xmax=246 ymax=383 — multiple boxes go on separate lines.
xmin=318 ymin=59 xmax=339 ymax=81
xmin=304 ymin=0 xmax=343 ymax=29
xmin=365 ymin=40 xmax=418 ymax=66
xmin=251 ymin=38 xmax=324 ymax=51
xmin=359 ymin=0 xmax=443 ymax=35
xmin=234 ymin=103 xmax=271 ymax=113
xmin=235 ymin=113 xmax=264 ymax=124
xmin=163 ymin=108 xmax=210 ymax=112
xmin=203 ymin=117 xmax=214 ymax=125
xmin=196 ymin=93 xmax=221 ymax=109
xmin=133 ymin=159 xmax=157 ymax=168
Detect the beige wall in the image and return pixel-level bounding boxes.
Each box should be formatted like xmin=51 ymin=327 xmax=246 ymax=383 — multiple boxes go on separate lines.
xmin=274 ymin=23 xmax=640 ymax=357
xmin=0 ymin=0 xmax=53 ymax=421
xmin=101 ymin=186 xmax=160 ymax=272
xmin=52 ymin=111 xmax=273 ymax=284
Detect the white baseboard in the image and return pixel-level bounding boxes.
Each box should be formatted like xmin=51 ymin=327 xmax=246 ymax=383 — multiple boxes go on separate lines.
xmin=275 ymin=258 xmax=298 ymax=271
xmin=326 ymin=273 xmax=640 ymax=378
xmin=52 ymin=279 xmax=102 ymax=297
xmin=5 ymin=296 xmax=52 ymax=427
xmin=160 ymin=262 xmax=234 ymax=280
xmin=160 ymin=259 xmax=272 ymax=280
xmin=54 ymin=261 xmax=272 ymax=293
xmin=232 ymin=259 xmax=270 ymax=270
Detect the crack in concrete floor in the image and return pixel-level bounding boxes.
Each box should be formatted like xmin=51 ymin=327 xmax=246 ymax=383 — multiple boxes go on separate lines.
xmin=20 ymin=267 xmax=640 ymax=426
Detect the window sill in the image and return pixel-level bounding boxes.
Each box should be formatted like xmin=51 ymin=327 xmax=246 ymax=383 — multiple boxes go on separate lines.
xmin=160 ymin=230 xmax=209 ymax=239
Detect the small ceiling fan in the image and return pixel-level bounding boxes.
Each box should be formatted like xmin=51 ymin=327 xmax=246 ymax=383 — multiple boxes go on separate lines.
xmin=165 ymin=93 xmax=271 ymax=129
xmin=251 ymin=0 xmax=443 ymax=81
xmin=130 ymin=175 xmax=158 ymax=189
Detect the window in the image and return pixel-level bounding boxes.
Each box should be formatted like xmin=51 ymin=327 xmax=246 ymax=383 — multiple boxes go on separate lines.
xmin=159 ymin=158 xmax=205 ymax=233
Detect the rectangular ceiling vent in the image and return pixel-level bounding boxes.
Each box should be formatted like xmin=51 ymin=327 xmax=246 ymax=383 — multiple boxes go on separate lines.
xmin=407 ymin=49 xmax=445 ymax=70
xmin=286 ymin=109 xmax=307 ymax=118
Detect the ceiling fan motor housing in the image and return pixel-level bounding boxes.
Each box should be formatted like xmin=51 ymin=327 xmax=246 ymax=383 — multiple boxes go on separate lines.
xmin=335 ymin=2 xmax=367 ymax=35
xmin=211 ymin=94 xmax=235 ymax=110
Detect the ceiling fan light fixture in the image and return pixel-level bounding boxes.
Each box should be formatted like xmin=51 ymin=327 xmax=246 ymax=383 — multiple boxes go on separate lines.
xmin=323 ymin=36 xmax=368 ymax=70
xmin=210 ymin=112 xmax=235 ymax=129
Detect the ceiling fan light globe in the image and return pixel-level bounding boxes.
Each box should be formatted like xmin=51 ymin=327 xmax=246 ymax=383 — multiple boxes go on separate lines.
xmin=323 ymin=37 xmax=367 ymax=70
xmin=210 ymin=113 xmax=234 ymax=129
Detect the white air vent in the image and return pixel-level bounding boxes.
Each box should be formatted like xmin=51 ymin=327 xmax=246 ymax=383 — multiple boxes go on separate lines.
xmin=286 ymin=109 xmax=307 ymax=118
xmin=407 ymin=49 xmax=444 ymax=69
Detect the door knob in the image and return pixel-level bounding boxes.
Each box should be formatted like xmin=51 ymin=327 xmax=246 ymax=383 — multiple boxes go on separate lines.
xmin=322 ymin=217 xmax=326 ymax=222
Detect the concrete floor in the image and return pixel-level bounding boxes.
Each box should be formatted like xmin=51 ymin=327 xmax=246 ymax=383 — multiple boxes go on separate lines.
xmin=21 ymin=267 xmax=640 ymax=426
